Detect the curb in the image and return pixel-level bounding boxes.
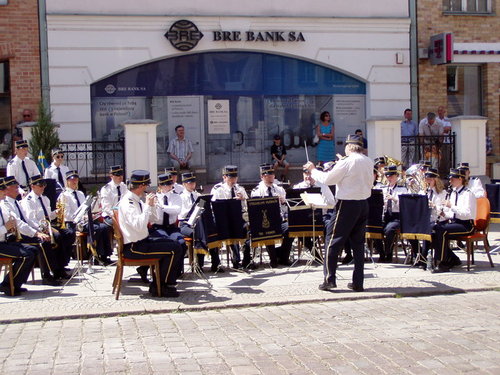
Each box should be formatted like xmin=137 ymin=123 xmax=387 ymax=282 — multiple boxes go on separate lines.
xmin=3 ymin=286 xmax=498 ymax=325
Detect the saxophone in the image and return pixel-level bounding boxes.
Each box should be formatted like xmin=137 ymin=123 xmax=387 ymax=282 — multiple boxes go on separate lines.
xmin=56 ymin=194 xmax=66 ymax=229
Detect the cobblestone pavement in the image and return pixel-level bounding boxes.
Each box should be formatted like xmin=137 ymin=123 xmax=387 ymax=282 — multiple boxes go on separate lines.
xmin=0 ymin=234 xmax=499 ymax=323
xmin=0 ymin=291 xmax=499 ymax=375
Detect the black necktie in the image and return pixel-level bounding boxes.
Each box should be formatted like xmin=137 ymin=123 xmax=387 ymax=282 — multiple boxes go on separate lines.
xmin=231 ymin=187 xmax=235 ymax=198
xmin=163 ymin=195 xmax=169 ymax=226
xmin=21 ymin=160 xmax=30 ymax=186
xmin=117 ymin=185 xmax=121 ymax=200
xmin=387 ymin=188 xmax=393 ymax=215
xmin=267 ymin=186 xmax=273 ymax=197
xmin=191 ymin=192 xmax=195 ymax=203
xmin=56 ymin=167 xmax=64 ymax=187
xmin=39 ymin=196 xmax=49 ymax=219
xmin=73 ymin=191 xmax=81 ymax=206
xmin=0 ymin=208 xmax=4 ymax=225
xmin=138 ymin=201 xmax=143 ymax=213
xmin=14 ymin=200 xmax=26 ymax=222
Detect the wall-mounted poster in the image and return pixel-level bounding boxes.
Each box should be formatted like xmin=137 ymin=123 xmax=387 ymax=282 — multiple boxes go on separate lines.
xmin=208 ymin=99 xmax=230 ymax=134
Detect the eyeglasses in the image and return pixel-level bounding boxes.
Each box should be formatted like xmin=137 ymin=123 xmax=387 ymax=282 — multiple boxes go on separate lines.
xmin=23 ymin=114 xmax=31 ymax=118
xmin=55 ymin=155 xmax=64 ymax=159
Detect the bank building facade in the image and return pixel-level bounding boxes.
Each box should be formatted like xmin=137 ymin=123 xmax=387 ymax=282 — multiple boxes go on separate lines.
xmin=46 ymin=1 xmax=411 ymax=183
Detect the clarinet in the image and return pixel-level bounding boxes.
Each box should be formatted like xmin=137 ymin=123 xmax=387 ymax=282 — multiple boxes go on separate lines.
xmin=437 ymin=186 xmax=453 ymax=223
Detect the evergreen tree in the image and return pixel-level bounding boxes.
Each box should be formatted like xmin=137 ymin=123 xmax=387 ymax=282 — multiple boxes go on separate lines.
xmin=29 ymin=102 xmax=59 ymax=169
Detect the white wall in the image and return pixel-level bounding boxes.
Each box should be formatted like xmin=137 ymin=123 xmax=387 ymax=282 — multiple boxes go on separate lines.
xmin=47 ymin=14 xmax=411 ymax=141
xmin=46 ymin=0 xmax=408 ymax=18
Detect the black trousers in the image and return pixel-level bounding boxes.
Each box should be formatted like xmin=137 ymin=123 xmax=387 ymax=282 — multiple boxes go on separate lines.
xmin=432 ymin=219 xmax=474 ymax=265
xmin=179 ymin=222 xmax=220 ymax=268
xmin=123 ymin=236 xmax=183 ymax=286
xmin=324 ymin=199 xmax=368 ymax=287
xmin=266 ymin=221 xmax=293 ymax=265
xmin=0 ymin=242 xmax=37 ymax=289
xmin=21 ymin=235 xmax=62 ymax=277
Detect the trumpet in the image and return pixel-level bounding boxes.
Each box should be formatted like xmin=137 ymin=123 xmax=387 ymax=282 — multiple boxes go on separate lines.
xmin=39 ymin=219 xmax=56 ymax=246
xmin=6 ymin=214 xmax=22 ymax=242
xmin=56 ymin=194 xmax=66 ymax=229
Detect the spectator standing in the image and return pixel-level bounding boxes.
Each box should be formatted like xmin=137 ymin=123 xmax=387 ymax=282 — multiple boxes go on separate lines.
xmin=355 ymin=129 xmax=368 ymax=155
xmin=167 ymin=125 xmax=193 ymax=171
xmin=315 ymin=111 xmax=335 ymax=164
xmin=437 ymin=106 xmax=452 ymax=174
xmin=271 ymin=134 xmax=289 ymax=182
xmin=400 ymin=108 xmax=418 ymax=168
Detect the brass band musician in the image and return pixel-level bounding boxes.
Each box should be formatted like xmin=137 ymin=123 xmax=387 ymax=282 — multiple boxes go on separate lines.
xmin=99 ymin=165 xmax=128 ymax=227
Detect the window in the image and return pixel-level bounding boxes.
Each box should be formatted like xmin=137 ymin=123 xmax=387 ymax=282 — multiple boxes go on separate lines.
xmin=443 ymin=0 xmax=491 ymax=13
xmin=447 ymin=65 xmax=483 ymax=116
xmin=0 ymin=61 xmax=11 ymax=140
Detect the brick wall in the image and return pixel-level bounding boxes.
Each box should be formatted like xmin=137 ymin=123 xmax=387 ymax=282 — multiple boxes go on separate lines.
xmin=417 ymin=0 xmax=499 ymax=158
xmin=0 ymin=0 xmax=41 ymax=128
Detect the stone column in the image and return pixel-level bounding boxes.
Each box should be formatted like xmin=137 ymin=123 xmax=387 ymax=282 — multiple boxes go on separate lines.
xmin=450 ymin=116 xmax=487 ymax=176
xmin=366 ymin=117 xmax=402 ymax=163
xmin=121 ymin=120 xmax=159 ymax=186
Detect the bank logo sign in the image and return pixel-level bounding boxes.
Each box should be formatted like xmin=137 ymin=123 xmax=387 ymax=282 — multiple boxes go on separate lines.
xmin=165 ymin=20 xmax=305 ymax=52
xmin=165 ymin=20 xmax=204 ymax=51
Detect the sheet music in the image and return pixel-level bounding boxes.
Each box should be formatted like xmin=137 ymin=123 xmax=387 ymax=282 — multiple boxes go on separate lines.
xmin=300 ymin=192 xmax=332 ymax=209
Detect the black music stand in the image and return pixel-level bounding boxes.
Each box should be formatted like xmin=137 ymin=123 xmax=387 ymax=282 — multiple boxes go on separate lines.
xmin=186 ymin=199 xmax=212 ymax=288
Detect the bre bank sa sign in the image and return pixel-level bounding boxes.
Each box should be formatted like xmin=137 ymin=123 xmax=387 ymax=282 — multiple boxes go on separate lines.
xmin=165 ymin=19 xmax=305 ymax=52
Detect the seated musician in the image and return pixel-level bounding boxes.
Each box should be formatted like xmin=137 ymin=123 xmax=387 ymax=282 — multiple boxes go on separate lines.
xmin=457 ymin=162 xmax=485 ymax=198
xmin=164 ymin=167 xmax=184 ymax=194
xmin=19 ymin=175 xmax=72 ymax=282
xmin=58 ymin=170 xmax=113 ymax=265
xmin=150 ymin=172 xmax=186 ymax=249
xmin=44 ymin=148 xmax=69 ymax=195
xmin=376 ymin=165 xmax=408 ymax=263
xmin=118 ymin=170 xmax=183 ymax=297
xmin=374 ymin=156 xmax=387 ymax=185
xmin=211 ymin=165 xmax=253 ymax=270
xmin=179 ymin=171 xmax=223 ymax=273
xmin=0 ymin=178 xmax=37 ymax=295
xmin=431 ymin=168 xmax=475 ymax=273
xmin=418 ymin=167 xmax=447 ymax=270
xmin=250 ymin=163 xmax=293 ymax=267
xmin=99 ymin=165 xmax=128 ymax=227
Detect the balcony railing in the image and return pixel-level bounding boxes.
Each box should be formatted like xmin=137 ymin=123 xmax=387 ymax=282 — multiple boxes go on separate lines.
xmin=401 ymin=134 xmax=455 ymax=176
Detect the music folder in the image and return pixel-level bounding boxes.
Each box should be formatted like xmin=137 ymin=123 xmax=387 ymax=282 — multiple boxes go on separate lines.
xmin=186 ymin=195 xmax=212 ymax=227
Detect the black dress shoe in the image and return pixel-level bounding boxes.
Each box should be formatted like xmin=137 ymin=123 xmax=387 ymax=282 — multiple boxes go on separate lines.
xmin=449 ymin=257 xmax=463 ymax=268
xmin=0 ymin=284 xmax=20 ymax=296
xmin=15 ymin=287 xmax=28 ymax=293
xmin=136 ymin=267 xmax=150 ymax=283
xmin=432 ymin=264 xmax=450 ymax=273
xmin=318 ymin=281 xmax=337 ymax=291
xmin=42 ymin=276 xmax=61 ymax=286
xmin=55 ymin=269 xmax=71 ymax=280
xmin=347 ymin=283 xmax=364 ymax=292
xmin=162 ymin=285 xmax=180 ymax=298
xmin=278 ymin=259 xmax=292 ymax=266
xmin=269 ymin=261 xmax=278 ymax=268
xmin=341 ymin=254 xmax=353 ymax=265
xmin=210 ymin=265 xmax=225 ymax=273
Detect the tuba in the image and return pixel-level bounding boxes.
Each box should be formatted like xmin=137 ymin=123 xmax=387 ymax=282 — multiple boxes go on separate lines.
xmin=403 ymin=164 xmax=425 ymax=194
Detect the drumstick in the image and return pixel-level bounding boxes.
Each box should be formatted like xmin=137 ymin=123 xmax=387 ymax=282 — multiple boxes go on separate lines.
xmin=304 ymin=140 xmax=309 ymax=162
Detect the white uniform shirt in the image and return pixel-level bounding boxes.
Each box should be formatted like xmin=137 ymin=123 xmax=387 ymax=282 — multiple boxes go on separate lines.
xmin=44 ymin=163 xmax=70 ymax=188
xmin=58 ymin=188 xmax=85 ymax=222
xmin=100 ymin=181 xmax=128 ymax=218
xmin=468 ymin=177 xmax=485 ymax=198
xmin=21 ymin=191 xmax=56 ymax=226
xmin=311 ymin=152 xmax=373 ymax=200
xmin=2 ymin=196 xmax=37 ymax=237
xmin=153 ymin=190 xmax=182 ymax=226
xmin=118 ymin=190 xmax=153 ymax=244
xmin=420 ymin=187 xmax=447 ymax=223
xmin=250 ymin=181 xmax=287 ymax=217
xmin=173 ymin=183 xmax=184 ymax=194
xmin=6 ymin=156 xmax=39 ymax=187
xmin=179 ymin=190 xmax=199 ymax=221
xmin=211 ymin=182 xmax=249 ymax=212
xmin=442 ymin=186 xmax=476 ymax=221
xmin=0 ymin=205 xmax=10 ymax=242
xmin=382 ymin=184 xmax=408 ymax=214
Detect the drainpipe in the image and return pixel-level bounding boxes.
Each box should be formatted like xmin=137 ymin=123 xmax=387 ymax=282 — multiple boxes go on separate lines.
xmin=409 ymin=0 xmax=419 ymax=117
xmin=38 ymin=0 xmax=50 ymax=109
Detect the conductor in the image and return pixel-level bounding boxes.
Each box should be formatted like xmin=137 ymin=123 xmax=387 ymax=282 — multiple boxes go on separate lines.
xmin=304 ymin=134 xmax=372 ymax=292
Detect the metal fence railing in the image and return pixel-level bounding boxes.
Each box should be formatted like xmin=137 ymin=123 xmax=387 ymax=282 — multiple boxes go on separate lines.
xmin=60 ymin=140 xmax=125 ymax=185
xmin=401 ymin=134 xmax=455 ymax=176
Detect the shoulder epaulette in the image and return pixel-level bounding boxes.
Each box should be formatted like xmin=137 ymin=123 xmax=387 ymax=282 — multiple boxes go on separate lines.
xmin=27 ymin=195 xmax=33 ymax=200
xmin=7 ymin=160 xmax=14 ymax=165
xmin=128 ymin=199 xmax=134 ymax=204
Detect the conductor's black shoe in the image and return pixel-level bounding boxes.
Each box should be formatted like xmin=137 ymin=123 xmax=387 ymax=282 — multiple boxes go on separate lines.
xmin=432 ymin=264 xmax=450 ymax=273
xmin=347 ymin=283 xmax=364 ymax=292
xmin=0 ymin=284 xmax=20 ymax=296
xmin=41 ymin=276 xmax=61 ymax=286
xmin=341 ymin=254 xmax=353 ymax=265
xmin=136 ymin=267 xmax=150 ymax=283
xmin=318 ymin=281 xmax=337 ymax=291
